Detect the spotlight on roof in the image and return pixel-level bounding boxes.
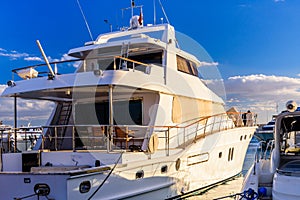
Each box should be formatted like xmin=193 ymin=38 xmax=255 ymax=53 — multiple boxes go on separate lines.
xmin=94 ymin=70 xmax=104 ymax=76
xmin=7 ymin=80 xmax=16 ymax=87
xmin=286 ymin=100 xmax=297 ymax=112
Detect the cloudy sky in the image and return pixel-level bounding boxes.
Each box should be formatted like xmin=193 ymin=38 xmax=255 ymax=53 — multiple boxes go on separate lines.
xmin=1 ymin=0 xmax=300 ymax=125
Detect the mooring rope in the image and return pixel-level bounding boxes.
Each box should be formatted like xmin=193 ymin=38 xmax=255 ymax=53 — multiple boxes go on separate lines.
xmin=87 ymin=151 xmax=124 ymax=200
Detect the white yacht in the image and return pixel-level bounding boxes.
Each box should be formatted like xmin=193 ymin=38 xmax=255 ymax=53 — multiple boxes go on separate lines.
xmin=240 ymin=101 xmax=300 ymax=200
xmin=0 ymin=2 xmax=256 ymax=199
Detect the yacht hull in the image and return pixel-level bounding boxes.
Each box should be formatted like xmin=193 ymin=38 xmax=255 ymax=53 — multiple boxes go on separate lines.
xmin=0 ymin=126 xmax=254 ymax=199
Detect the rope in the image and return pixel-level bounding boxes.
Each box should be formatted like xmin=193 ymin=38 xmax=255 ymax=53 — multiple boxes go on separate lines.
xmin=87 ymin=152 xmax=124 ymax=200
xmin=213 ymin=188 xmax=258 ymax=200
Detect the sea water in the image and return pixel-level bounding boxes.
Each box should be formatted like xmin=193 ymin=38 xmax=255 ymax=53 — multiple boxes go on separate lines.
xmin=189 ymin=138 xmax=260 ymax=199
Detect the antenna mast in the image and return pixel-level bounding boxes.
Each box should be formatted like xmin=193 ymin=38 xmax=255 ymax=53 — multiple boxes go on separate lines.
xmin=76 ymin=0 xmax=94 ymax=41
xmin=153 ymin=0 xmax=156 ymax=25
xmin=131 ymin=0 xmax=135 ymax=18
xmin=158 ymin=0 xmax=170 ymax=24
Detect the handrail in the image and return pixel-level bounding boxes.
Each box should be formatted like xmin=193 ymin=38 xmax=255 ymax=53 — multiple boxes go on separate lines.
xmin=114 ymin=56 xmax=150 ymax=67
xmin=12 ymin=59 xmax=83 ymax=73
xmin=1 ymin=112 xmax=255 ymax=155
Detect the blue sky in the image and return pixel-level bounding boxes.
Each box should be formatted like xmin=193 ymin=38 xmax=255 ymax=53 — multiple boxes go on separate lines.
xmin=1 ymin=0 xmax=300 ymax=125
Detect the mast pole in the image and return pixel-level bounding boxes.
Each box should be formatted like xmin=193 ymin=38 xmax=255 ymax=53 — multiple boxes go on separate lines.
xmin=153 ymin=0 xmax=156 ymax=25
xmin=36 ymin=40 xmax=55 ymax=78
xmin=131 ymin=0 xmax=134 ymax=18
xmin=108 ymin=85 xmax=113 ymax=152
xmin=14 ymin=95 xmax=17 ymax=153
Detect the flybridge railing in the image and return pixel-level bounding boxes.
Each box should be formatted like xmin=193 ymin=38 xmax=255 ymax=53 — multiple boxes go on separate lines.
xmin=10 ymin=55 xmax=151 ymax=81
xmin=11 ymin=59 xmax=82 ymax=81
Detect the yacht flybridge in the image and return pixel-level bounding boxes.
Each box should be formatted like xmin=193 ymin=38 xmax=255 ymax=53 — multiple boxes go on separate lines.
xmin=0 ymin=2 xmax=256 ymax=199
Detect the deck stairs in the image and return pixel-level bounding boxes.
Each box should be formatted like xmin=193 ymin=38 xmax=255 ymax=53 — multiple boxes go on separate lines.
xmin=50 ymin=102 xmax=72 ymax=150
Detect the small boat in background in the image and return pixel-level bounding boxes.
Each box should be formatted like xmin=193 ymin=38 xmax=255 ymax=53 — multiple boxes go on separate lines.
xmin=239 ymin=101 xmax=300 ymax=200
xmin=254 ymin=117 xmax=276 ymax=143
xmin=0 ymin=123 xmax=42 ymax=152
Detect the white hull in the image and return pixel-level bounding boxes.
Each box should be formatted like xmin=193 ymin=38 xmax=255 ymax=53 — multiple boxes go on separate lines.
xmin=0 ymin=126 xmax=254 ymax=199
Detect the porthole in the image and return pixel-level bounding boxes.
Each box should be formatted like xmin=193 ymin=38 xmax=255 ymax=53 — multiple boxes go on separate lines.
xmin=175 ymin=158 xmax=181 ymax=171
xmin=161 ymin=165 xmax=168 ymax=173
xmin=79 ymin=181 xmax=91 ymax=193
xmin=34 ymin=183 xmax=50 ymax=196
xmin=136 ymin=170 xmax=144 ymax=179
xmin=219 ymin=152 xmax=222 ymax=158
xmin=240 ymin=136 xmax=243 ymax=141
xmin=244 ymin=135 xmax=247 ymax=140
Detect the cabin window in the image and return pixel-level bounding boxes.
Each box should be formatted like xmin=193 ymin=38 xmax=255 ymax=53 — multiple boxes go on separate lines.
xmin=176 ymin=55 xmax=198 ymax=76
xmin=75 ymin=99 xmax=143 ymax=125
xmin=84 ymin=51 xmax=163 ymax=72
xmin=128 ymin=52 xmax=163 ymax=66
xmin=228 ymin=147 xmax=234 ymax=161
xmin=228 ymin=148 xmax=231 ymax=161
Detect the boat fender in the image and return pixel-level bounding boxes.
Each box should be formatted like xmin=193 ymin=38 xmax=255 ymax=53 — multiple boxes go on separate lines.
xmin=148 ymin=134 xmax=158 ymax=153
xmin=240 ymin=188 xmax=258 ymax=200
xmin=258 ymin=187 xmax=267 ymax=197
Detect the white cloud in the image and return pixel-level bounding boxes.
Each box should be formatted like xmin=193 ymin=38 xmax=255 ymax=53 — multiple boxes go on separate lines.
xmin=24 ymin=56 xmax=43 ymax=61
xmin=0 ymin=85 xmax=54 ymax=126
xmin=199 ymin=61 xmax=219 ymax=67
xmin=225 ymin=74 xmax=300 ymax=123
xmin=0 ymin=51 xmax=29 ymax=60
xmin=226 ymin=74 xmax=300 ymax=97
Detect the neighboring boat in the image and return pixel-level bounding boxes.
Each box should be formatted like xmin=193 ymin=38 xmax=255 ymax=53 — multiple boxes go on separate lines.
xmin=0 ymin=2 xmax=256 ymax=199
xmin=254 ymin=117 xmax=276 ymax=143
xmin=0 ymin=123 xmax=42 ymax=152
xmin=239 ymin=101 xmax=300 ymax=200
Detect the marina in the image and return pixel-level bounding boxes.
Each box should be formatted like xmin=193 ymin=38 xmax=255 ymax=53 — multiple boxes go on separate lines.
xmin=0 ymin=1 xmax=258 ymax=199
xmin=5 ymin=1 xmax=300 ymax=200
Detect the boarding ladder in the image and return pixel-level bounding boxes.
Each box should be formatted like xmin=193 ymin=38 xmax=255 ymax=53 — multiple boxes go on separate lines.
xmin=51 ymin=102 xmax=72 ymax=150
xmin=119 ymin=42 xmax=130 ymax=70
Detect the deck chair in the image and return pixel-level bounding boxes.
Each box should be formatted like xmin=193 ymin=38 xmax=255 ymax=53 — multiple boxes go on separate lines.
xmin=91 ymin=126 xmax=106 ymax=148
xmin=114 ymin=127 xmax=134 ymax=149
